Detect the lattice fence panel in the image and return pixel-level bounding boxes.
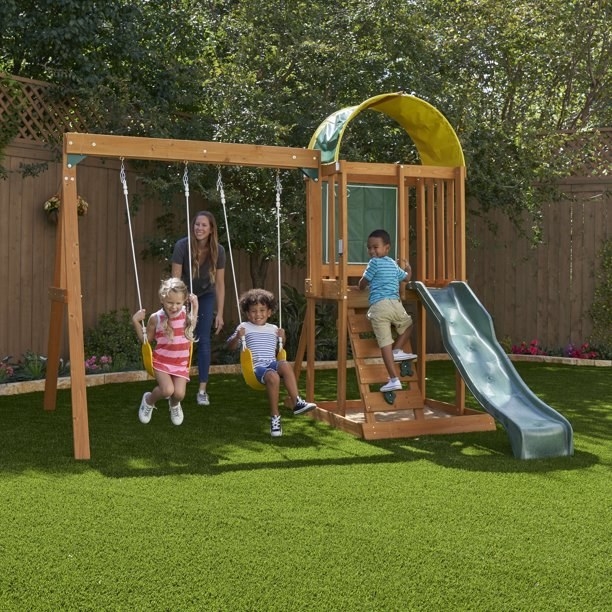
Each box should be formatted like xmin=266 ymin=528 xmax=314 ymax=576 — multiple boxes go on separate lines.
xmin=1 ymin=74 xmax=92 ymax=144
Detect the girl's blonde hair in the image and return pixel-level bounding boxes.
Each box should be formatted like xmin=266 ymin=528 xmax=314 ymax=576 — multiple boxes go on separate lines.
xmin=190 ymin=211 xmax=220 ymax=286
xmin=158 ymin=278 xmax=197 ymax=341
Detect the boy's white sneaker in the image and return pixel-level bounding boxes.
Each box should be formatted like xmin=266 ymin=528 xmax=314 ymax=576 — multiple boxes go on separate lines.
xmin=270 ymin=415 xmax=283 ymax=437
xmin=293 ymin=397 xmax=317 ymax=415
xmin=196 ymin=391 xmax=210 ymax=406
xmin=393 ymin=349 xmax=417 ymax=362
xmin=380 ymin=379 xmax=402 ymax=392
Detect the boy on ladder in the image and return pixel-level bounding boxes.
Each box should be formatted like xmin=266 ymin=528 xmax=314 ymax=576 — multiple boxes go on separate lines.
xmin=358 ymin=229 xmax=416 ymax=392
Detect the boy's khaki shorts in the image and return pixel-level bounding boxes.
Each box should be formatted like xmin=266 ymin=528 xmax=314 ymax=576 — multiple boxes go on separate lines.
xmin=367 ymin=299 xmax=413 ymax=348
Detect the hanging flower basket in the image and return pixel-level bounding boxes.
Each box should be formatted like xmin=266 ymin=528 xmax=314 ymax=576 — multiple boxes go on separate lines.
xmin=43 ymin=194 xmax=89 ymax=223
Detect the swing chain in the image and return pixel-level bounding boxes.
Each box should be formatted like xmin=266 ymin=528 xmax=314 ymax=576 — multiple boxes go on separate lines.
xmin=275 ymin=169 xmax=282 ymax=203
xmin=119 ymin=158 xmax=128 ymax=196
xmin=216 ymin=168 xmax=225 ymax=204
xmin=183 ymin=162 xmax=189 ymax=198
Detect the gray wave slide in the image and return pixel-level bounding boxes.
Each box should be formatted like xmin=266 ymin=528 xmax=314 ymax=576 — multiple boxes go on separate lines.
xmin=411 ymin=281 xmax=573 ymax=459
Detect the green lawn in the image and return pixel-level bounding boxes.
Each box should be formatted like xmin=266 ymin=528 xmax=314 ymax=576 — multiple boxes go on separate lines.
xmin=1 ymin=361 xmax=610 ymax=611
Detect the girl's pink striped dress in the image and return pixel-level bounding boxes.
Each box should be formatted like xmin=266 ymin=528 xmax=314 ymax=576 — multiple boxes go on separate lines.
xmin=151 ymin=307 xmax=191 ymax=380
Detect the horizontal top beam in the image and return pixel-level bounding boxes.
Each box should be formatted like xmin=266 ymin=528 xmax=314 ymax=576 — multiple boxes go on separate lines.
xmin=64 ymin=133 xmax=320 ymax=170
xmin=320 ymin=160 xmax=460 ymax=180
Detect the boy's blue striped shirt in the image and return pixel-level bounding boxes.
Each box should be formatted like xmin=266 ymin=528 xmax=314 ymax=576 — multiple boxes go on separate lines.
xmin=363 ymin=256 xmax=407 ymax=305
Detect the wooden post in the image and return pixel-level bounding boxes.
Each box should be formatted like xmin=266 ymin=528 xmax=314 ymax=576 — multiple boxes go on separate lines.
xmin=62 ymin=162 xmax=90 ymax=460
xmin=44 ymin=209 xmax=66 ymax=411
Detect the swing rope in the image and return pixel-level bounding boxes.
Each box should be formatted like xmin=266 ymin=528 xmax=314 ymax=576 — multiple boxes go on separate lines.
xmin=120 ymin=159 xmax=153 ymax=376
xmin=217 ymin=168 xmax=241 ymax=325
xmin=218 ymin=168 xmax=285 ymax=390
xmin=120 ymin=160 xmax=194 ymax=377
xmin=274 ymin=169 xmax=284 ymax=352
xmin=183 ymin=163 xmax=194 ymax=295
xmin=181 ymin=162 xmax=195 ymax=369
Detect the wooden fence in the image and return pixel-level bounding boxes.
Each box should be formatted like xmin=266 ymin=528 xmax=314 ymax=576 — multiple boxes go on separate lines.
xmin=1 ymin=73 xmax=610 ymax=361
xmin=0 ymin=140 xmax=306 ymax=362
xmin=467 ymin=177 xmax=611 ymax=352
xmin=3 ymin=138 xmax=609 ymax=363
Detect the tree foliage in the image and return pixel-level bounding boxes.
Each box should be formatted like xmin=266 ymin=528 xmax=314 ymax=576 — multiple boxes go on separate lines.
xmin=1 ymin=0 xmax=610 ymax=283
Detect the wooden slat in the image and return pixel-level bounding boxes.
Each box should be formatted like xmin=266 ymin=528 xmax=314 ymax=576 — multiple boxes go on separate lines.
xmin=347 ymin=312 xmax=372 ymax=332
xmin=363 ymin=388 xmax=424 ymax=412
xmin=351 ymin=339 xmax=382 ymax=360
xmin=445 ymin=179 xmax=456 ymax=278
xmin=320 ymin=161 xmax=458 ymax=180
xmin=361 ymin=413 xmax=496 ymax=440
xmin=435 ymin=180 xmax=445 ymax=279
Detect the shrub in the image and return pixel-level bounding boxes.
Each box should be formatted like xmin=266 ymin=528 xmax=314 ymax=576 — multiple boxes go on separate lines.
xmin=211 ymin=321 xmax=239 ymax=365
xmin=510 ymin=339 xmax=606 ymax=360
xmin=0 ymin=359 xmax=14 ymax=383
xmin=281 ymin=284 xmax=341 ymax=361
xmin=563 ymin=343 xmax=600 ymax=360
xmin=511 ymin=339 xmax=547 ymax=355
xmin=84 ymin=355 xmax=113 ymax=374
xmin=84 ymin=309 xmax=142 ymax=371
xmin=15 ymin=351 xmax=47 ymax=380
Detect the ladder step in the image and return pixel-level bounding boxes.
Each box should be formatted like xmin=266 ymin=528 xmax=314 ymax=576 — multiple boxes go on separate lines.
xmin=348 ymin=315 xmax=373 ymax=334
xmin=356 ymin=362 xmax=417 ymax=384
xmin=363 ymin=388 xmax=424 ymax=412
xmin=352 ymin=337 xmax=382 ymax=359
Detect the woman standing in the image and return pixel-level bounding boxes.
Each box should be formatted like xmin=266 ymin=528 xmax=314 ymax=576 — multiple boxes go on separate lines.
xmin=172 ymin=210 xmax=226 ymax=406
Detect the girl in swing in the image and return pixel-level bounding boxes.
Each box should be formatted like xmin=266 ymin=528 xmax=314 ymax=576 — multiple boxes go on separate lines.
xmin=132 ymin=278 xmax=198 ymax=426
xmin=227 ymin=288 xmax=316 ymax=437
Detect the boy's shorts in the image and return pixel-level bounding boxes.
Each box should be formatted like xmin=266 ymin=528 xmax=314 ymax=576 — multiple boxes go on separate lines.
xmin=254 ymin=360 xmax=287 ymax=385
xmin=367 ymin=299 xmax=413 ymax=348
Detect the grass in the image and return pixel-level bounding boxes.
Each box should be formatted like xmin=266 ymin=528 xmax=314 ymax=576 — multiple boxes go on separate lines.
xmin=1 ymin=361 xmax=611 ymax=611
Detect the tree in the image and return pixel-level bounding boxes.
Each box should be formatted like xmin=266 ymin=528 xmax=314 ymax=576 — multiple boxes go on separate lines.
xmin=2 ymin=0 xmax=610 ymax=284
xmin=416 ymin=0 xmax=611 ymax=226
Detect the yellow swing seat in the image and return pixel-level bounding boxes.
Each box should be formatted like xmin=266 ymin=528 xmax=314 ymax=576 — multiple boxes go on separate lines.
xmin=240 ymin=340 xmax=287 ymax=391
xmin=142 ymin=338 xmax=154 ymax=378
xmin=141 ymin=337 xmax=193 ymax=379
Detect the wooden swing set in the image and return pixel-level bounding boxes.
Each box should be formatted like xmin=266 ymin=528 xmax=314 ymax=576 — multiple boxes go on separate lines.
xmin=45 ymin=92 xmax=495 ymax=460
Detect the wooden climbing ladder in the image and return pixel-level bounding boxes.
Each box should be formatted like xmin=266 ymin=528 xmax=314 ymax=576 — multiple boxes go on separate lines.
xmin=347 ymin=298 xmax=423 ymax=429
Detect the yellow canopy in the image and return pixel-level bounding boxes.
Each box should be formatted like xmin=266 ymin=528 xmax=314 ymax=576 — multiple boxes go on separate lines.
xmin=308 ymin=92 xmax=465 ymax=167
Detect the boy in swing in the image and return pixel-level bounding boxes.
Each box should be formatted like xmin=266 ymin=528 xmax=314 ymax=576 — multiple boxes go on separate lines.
xmin=227 ymin=288 xmax=316 ymax=437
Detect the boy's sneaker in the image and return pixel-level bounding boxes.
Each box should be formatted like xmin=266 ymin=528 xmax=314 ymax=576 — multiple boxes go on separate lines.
xmin=139 ymin=393 xmax=155 ymax=424
xmin=380 ymin=379 xmax=402 ymax=392
xmin=270 ymin=415 xmax=282 ymax=437
xmin=169 ymin=401 xmax=184 ymax=426
xmin=293 ymin=397 xmax=317 ymax=415
xmin=393 ymin=349 xmax=417 ymax=362
xmin=196 ymin=391 xmax=210 ymax=406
